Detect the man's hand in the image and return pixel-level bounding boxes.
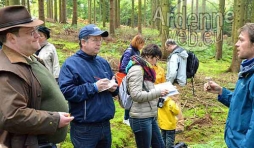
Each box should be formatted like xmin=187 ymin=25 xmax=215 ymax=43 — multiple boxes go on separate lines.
xmin=95 ymin=78 xmax=110 ymax=92
xmin=108 ymin=76 xmax=118 ymax=92
xmin=58 ymin=112 xmax=74 ymax=128
xmin=204 ymin=81 xmax=222 ymax=95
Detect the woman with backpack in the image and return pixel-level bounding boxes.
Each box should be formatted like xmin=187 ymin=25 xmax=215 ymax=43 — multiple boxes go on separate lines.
xmin=126 ymin=44 xmax=169 ymax=148
xmin=116 ymin=34 xmax=145 ymax=126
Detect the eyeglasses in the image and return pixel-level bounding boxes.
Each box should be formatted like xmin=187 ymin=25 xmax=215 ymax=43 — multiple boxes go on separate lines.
xmin=26 ymin=27 xmax=39 ymax=37
xmin=89 ymin=37 xmax=103 ymax=43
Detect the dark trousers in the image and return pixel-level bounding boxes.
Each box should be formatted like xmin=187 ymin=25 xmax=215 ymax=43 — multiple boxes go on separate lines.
xmin=70 ymin=121 xmax=111 ymax=148
xmin=161 ymin=129 xmax=176 ymax=148
xmin=129 ymin=117 xmax=165 ymax=148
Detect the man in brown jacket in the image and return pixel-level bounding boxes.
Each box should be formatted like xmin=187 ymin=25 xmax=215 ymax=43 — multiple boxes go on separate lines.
xmin=0 ymin=6 xmax=74 ymax=148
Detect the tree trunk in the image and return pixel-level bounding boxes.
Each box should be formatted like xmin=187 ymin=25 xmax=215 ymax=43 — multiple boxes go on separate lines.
xmin=143 ymin=0 xmax=146 ymax=27
xmin=38 ymin=0 xmax=45 ymax=26
xmin=215 ymin=0 xmax=225 ymax=60
xmin=117 ymin=0 xmax=120 ymax=27
xmin=50 ymin=0 xmax=54 ymax=19
xmin=177 ymin=0 xmax=181 ymax=14
xmin=94 ymin=0 xmax=96 ymax=24
xmin=161 ymin=0 xmax=170 ymax=59
xmin=201 ymin=0 xmax=206 ymax=42
xmin=60 ymin=0 xmax=67 ymax=23
xmin=88 ymin=0 xmax=91 ymax=23
xmin=251 ymin=0 xmax=254 ymax=22
xmin=156 ymin=0 xmax=161 ymax=31
xmin=9 ymin=0 xmax=20 ymax=5
xmin=109 ymin=0 xmax=115 ymax=36
xmin=59 ymin=0 xmax=62 ymax=22
xmin=191 ymin=0 xmax=194 ymax=13
xmin=21 ymin=0 xmax=25 ymax=5
xmin=54 ymin=0 xmax=58 ymax=22
xmin=131 ymin=0 xmax=134 ymax=28
xmin=6 ymin=0 xmax=9 ymax=6
xmin=195 ymin=0 xmax=198 ymax=17
xmin=138 ymin=0 xmax=142 ymax=33
xmin=47 ymin=0 xmax=50 ymax=19
xmin=47 ymin=0 xmax=53 ymax=19
xmin=27 ymin=0 xmax=30 ymax=12
xmin=228 ymin=0 xmax=246 ymax=72
xmin=72 ymin=0 xmax=77 ymax=26
xmin=114 ymin=0 xmax=118 ymax=28
xmin=151 ymin=0 xmax=155 ymax=28
xmin=102 ymin=0 xmax=106 ymax=27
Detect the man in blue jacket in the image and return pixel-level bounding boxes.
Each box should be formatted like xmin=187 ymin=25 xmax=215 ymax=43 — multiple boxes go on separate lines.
xmin=59 ymin=24 xmax=118 ymax=148
xmin=204 ymin=23 xmax=254 ymax=148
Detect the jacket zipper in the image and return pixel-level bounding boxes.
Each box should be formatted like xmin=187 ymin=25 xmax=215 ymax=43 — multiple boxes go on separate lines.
xmin=84 ymin=100 xmax=86 ymax=120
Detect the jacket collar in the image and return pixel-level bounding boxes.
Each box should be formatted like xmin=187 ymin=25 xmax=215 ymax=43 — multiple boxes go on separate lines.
xmin=172 ymin=46 xmax=183 ymax=53
xmin=76 ymin=49 xmax=97 ymax=60
xmin=2 ymin=45 xmax=29 ymax=64
xmin=239 ymin=58 xmax=254 ymax=77
xmin=130 ymin=45 xmax=139 ymax=52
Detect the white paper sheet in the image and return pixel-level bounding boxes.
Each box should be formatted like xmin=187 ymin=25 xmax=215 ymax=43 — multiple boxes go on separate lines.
xmin=155 ymin=82 xmax=179 ymax=98
xmin=101 ymin=79 xmax=117 ymax=92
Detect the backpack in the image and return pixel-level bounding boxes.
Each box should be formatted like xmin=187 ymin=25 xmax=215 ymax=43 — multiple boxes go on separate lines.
xmin=186 ymin=51 xmax=199 ymax=79
xmin=118 ymin=48 xmax=134 ymax=73
xmin=175 ymin=49 xmax=199 ymax=95
xmin=118 ymin=76 xmax=132 ymax=109
xmin=118 ymin=75 xmax=148 ymax=109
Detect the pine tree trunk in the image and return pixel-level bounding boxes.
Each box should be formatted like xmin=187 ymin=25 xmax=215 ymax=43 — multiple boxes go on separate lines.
xmin=9 ymin=0 xmax=20 ymax=5
xmin=161 ymin=0 xmax=170 ymax=59
xmin=72 ymin=0 xmax=77 ymax=26
xmin=138 ymin=0 xmax=142 ymax=33
xmin=228 ymin=0 xmax=246 ymax=72
xmin=215 ymin=0 xmax=225 ymax=60
xmin=109 ymin=0 xmax=115 ymax=36
xmin=38 ymin=0 xmax=45 ymax=25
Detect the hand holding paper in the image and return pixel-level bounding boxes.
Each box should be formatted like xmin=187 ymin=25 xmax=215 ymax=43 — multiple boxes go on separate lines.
xmin=108 ymin=76 xmax=118 ymax=92
xmin=155 ymin=82 xmax=179 ymax=98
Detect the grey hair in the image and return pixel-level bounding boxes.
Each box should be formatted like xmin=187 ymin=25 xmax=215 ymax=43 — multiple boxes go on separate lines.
xmin=165 ymin=39 xmax=176 ymax=46
xmin=79 ymin=36 xmax=90 ymax=47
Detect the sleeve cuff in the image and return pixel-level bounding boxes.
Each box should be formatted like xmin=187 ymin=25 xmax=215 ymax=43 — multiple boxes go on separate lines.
xmin=93 ymin=83 xmax=98 ymax=92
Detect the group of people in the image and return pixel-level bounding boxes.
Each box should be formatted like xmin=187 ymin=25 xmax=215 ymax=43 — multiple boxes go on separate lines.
xmin=1 ymin=5 xmax=254 ymax=148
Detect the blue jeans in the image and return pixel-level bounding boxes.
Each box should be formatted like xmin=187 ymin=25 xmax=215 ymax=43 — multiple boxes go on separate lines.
xmin=124 ymin=109 xmax=130 ymax=120
xmin=161 ymin=129 xmax=175 ymax=148
xmin=70 ymin=121 xmax=111 ymax=148
xmin=129 ymin=117 xmax=165 ymax=148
